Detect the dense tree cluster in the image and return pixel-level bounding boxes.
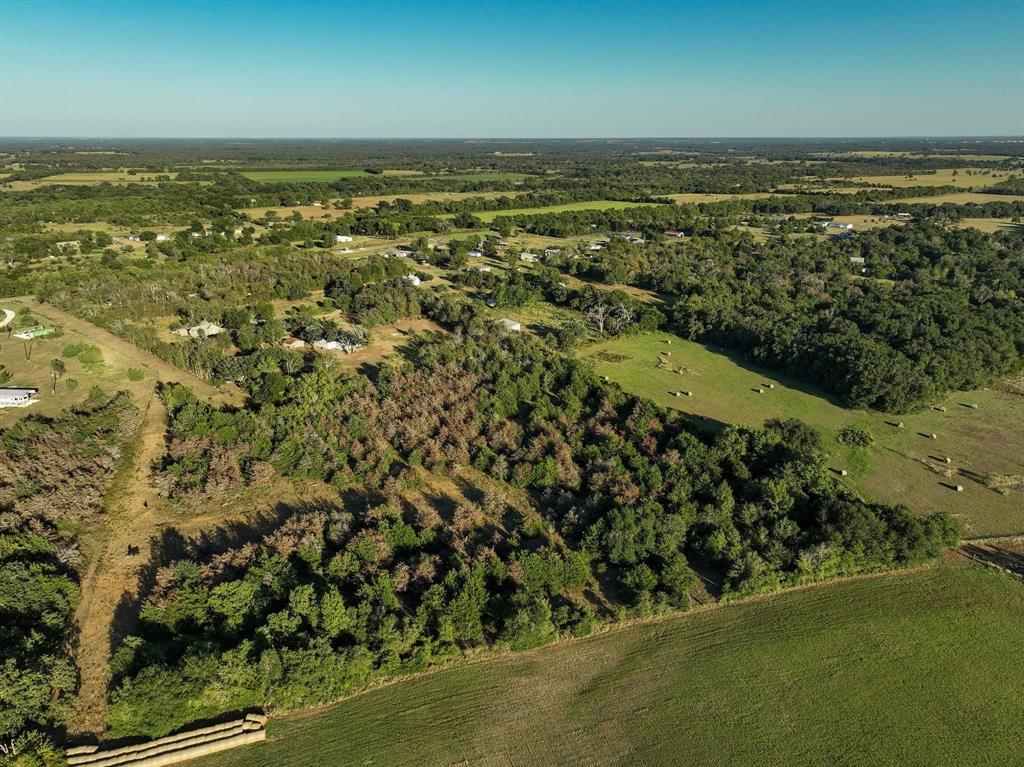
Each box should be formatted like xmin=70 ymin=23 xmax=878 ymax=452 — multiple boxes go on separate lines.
xmin=109 ymin=335 xmax=958 ymax=737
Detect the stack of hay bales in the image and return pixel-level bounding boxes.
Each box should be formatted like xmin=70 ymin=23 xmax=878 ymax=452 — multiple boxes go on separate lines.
xmin=66 ymin=714 xmax=267 ymax=767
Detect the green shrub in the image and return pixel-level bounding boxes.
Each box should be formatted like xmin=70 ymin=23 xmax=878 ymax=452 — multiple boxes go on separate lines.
xmin=127 ymin=368 xmax=145 ymax=381
xmin=77 ymin=346 xmax=104 ymax=364
xmin=837 ymin=426 xmax=873 ymax=447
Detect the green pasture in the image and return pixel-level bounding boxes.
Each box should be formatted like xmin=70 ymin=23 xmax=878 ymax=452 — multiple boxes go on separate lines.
xmin=198 ymin=564 xmax=1024 ymax=767
xmin=584 ymin=332 xmax=1024 ymax=537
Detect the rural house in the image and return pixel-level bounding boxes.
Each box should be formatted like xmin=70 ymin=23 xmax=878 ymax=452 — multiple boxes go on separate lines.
xmin=404 ymin=274 xmax=422 ymax=286
xmin=13 ymin=325 xmax=56 ymax=340
xmin=0 ymin=387 xmax=39 ymax=408
xmin=335 ymin=234 xmax=354 ymax=243
xmin=173 ymin=320 xmax=226 ymax=339
xmin=496 ymin=318 xmax=522 ymax=332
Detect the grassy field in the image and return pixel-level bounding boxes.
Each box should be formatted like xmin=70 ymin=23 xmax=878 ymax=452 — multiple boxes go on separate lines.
xmin=847 ymin=169 xmax=1015 ymax=188
xmin=584 ymin=332 xmax=1024 ymax=537
xmin=896 ymin=191 xmax=1024 ymax=205
xmin=954 ymin=218 xmax=1024 ymax=234
xmin=473 ymin=200 xmax=658 ymax=222
xmin=197 ymin=564 xmax=1024 ymax=767
xmin=2 ymin=171 xmax=181 ymax=190
xmin=664 ymin=192 xmax=786 ymax=203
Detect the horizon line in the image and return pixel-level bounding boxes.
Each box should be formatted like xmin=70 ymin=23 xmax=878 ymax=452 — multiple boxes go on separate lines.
xmin=3 ymin=135 xmax=1024 ymax=142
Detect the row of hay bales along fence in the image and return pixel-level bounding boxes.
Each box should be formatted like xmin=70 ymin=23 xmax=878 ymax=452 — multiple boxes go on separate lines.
xmin=65 ymin=714 xmax=267 ymax=767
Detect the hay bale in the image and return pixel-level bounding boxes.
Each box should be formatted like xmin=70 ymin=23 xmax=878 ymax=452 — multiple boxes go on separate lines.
xmin=767 ymin=384 xmax=775 ymax=389
xmin=896 ymin=422 xmax=904 ymax=429
xmin=66 ymin=746 xmax=100 ymax=757
xmin=683 ymin=390 xmax=692 ymax=397
xmin=243 ymin=712 xmax=267 ymax=726
xmin=756 ymin=388 xmax=764 ymax=394
xmin=966 ymin=403 xmax=978 ymax=409
xmin=955 ymin=484 xmax=964 ymax=492
xmin=839 ymin=469 xmax=848 ymax=476
xmin=930 ymin=433 xmax=938 ymax=440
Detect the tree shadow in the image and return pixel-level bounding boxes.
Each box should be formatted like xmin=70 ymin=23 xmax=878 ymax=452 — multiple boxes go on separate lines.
xmin=108 ymin=497 xmax=344 ymax=657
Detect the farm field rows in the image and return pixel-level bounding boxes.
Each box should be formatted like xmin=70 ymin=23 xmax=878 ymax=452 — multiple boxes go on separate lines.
xmin=197 ymin=564 xmax=1024 ymax=767
xmin=584 ymin=332 xmax=1024 ymax=537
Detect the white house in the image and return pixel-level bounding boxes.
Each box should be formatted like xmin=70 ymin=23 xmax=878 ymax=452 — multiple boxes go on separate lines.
xmin=282 ymin=337 xmax=306 ymax=349
xmin=467 ymin=250 xmax=483 ymax=258
xmin=156 ymin=233 xmax=170 ymax=242
xmin=55 ymin=240 xmax=81 ymax=251
xmin=404 ymin=274 xmax=422 ymax=286
xmin=497 ymin=318 xmax=522 ymax=332
xmin=0 ymin=388 xmax=39 ymax=408
xmin=335 ymin=234 xmax=354 ymax=243
xmin=587 ymin=243 xmax=604 ymax=251
xmin=314 ymin=339 xmax=364 ymax=353
xmin=519 ymin=253 xmax=539 ymax=263
xmin=849 ymin=256 xmax=866 ymax=264
xmin=127 ymin=233 xmax=142 ymax=242
xmin=173 ymin=321 xmax=225 ymax=339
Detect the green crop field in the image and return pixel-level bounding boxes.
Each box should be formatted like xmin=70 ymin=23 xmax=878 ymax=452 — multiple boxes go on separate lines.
xmin=474 ymin=200 xmax=659 ymax=222
xmin=584 ymin=332 xmax=1024 ymax=537
xmin=198 ymin=564 xmax=1024 ymax=767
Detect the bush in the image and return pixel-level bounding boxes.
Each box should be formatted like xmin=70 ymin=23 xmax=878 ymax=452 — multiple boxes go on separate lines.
xmin=77 ymin=346 xmax=104 ymax=364
xmin=837 ymin=426 xmax=873 ymax=447
xmin=127 ymin=368 xmax=145 ymax=381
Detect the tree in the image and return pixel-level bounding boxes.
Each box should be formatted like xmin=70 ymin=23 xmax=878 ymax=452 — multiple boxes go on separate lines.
xmin=50 ymin=359 xmax=66 ymax=395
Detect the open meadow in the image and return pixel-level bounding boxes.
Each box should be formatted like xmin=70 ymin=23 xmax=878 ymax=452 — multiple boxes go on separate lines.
xmin=196 ymin=564 xmax=1024 ymax=767
xmin=846 ymin=169 xmax=1016 ymax=188
xmin=473 ymin=200 xmax=658 ymax=222
xmin=584 ymin=331 xmax=1024 ymax=537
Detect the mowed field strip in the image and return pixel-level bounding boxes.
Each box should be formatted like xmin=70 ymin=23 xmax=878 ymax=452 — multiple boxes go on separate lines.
xmin=197 ymin=564 xmax=1024 ymax=767
xmin=584 ymin=332 xmax=1024 ymax=537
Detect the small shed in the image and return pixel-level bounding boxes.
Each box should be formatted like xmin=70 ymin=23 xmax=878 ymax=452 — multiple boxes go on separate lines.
xmin=497 ymin=318 xmax=522 ymax=332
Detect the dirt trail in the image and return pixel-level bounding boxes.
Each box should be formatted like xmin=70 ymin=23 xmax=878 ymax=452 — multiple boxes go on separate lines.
xmin=70 ymin=393 xmax=170 ymax=735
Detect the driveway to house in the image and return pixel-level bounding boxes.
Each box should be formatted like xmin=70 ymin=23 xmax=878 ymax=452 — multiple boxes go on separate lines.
xmin=0 ymin=308 xmax=14 ymax=329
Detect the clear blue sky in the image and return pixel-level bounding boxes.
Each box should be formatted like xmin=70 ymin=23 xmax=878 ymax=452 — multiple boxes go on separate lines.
xmin=1 ymin=0 xmax=1021 ymax=137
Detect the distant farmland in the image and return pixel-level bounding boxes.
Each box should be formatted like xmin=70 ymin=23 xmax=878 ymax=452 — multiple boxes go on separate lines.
xmin=585 ymin=332 xmax=1024 ymax=537
xmin=197 ymin=564 xmax=1024 ymax=767
xmin=240 ymin=170 xmax=531 ymax=183
xmin=476 ymin=200 xmax=659 ymax=222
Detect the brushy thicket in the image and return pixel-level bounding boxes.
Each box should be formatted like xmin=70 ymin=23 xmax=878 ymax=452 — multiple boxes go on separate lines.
xmin=107 ymin=335 xmax=959 ymax=738
xmin=1 ymin=391 xmax=139 ymax=761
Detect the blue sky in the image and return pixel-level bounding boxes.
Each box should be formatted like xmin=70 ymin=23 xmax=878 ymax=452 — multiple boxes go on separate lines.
xmin=1 ymin=0 xmax=1021 ymax=137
